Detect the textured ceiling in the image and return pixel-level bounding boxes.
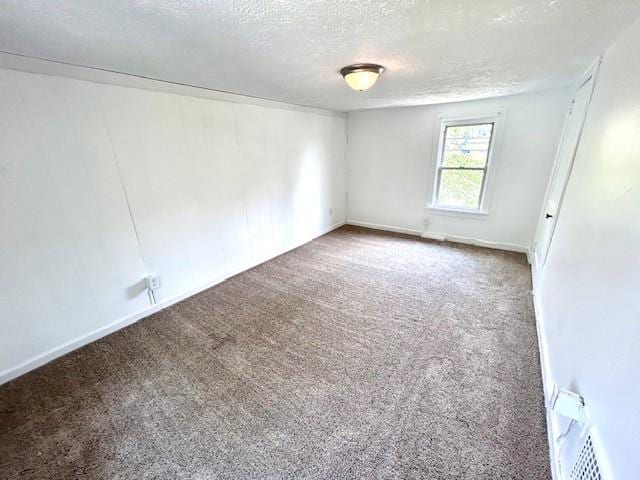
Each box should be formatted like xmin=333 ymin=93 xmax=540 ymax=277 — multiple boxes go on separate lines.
xmin=1 ymin=1 xmax=640 ymax=111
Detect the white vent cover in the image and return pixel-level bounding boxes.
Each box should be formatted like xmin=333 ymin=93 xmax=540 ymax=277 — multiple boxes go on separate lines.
xmin=570 ymin=435 xmax=601 ymax=480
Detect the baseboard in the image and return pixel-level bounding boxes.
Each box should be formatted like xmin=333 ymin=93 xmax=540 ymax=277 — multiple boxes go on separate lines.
xmin=526 ymin=248 xmax=533 ymax=265
xmin=531 ymin=250 xmax=542 ymax=287
xmin=532 ymin=282 xmax=561 ymax=480
xmin=422 ymin=231 xmax=529 ymax=254
xmin=346 ymin=219 xmax=423 ymax=237
xmin=346 ymin=219 xmax=529 ymax=254
xmin=0 ymin=220 xmax=346 ymax=386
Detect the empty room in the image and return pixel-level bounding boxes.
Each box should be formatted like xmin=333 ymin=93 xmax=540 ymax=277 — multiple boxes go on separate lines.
xmin=1 ymin=1 xmax=639 ymax=479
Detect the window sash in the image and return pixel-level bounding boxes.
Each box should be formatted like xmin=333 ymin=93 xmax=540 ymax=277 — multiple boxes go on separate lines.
xmin=434 ymin=167 xmax=487 ymax=209
xmin=434 ymin=122 xmax=495 ymax=210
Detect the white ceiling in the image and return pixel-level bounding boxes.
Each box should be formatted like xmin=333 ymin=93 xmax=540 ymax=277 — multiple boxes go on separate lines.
xmin=1 ymin=1 xmax=640 ymax=111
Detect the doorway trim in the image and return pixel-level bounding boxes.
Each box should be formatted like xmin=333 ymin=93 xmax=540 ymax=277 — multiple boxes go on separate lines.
xmin=531 ymin=57 xmax=602 ymax=283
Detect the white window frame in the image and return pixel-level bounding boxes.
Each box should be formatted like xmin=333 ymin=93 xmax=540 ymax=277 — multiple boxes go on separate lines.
xmin=427 ymin=111 xmax=504 ymax=217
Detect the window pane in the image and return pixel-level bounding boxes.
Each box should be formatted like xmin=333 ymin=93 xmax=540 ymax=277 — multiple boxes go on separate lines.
xmin=438 ymin=169 xmax=484 ymax=209
xmin=442 ymin=150 xmax=489 ymax=168
xmin=442 ymin=123 xmax=493 ymax=167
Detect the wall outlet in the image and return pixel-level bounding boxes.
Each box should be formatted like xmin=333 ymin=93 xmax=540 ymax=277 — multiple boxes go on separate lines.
xmin=144 ymin=275 xmax=162 ymax=291
xmin=423 ymin=217 xmax=430 ymax=227
xmin=552 ymin=388 xmax=586 ymax=424
xmin=329 ymin=207 xmax=333 ymax=216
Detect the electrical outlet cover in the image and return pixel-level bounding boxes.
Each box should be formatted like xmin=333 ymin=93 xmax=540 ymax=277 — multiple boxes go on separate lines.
xmin=553 ymin=389 xmax=586 ymax=423
xmin=145 ymin=275 xmax=162 ymax=291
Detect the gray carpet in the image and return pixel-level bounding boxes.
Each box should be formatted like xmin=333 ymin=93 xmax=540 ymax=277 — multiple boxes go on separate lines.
xmin=0 ymin=226 xmax=550 ymax=479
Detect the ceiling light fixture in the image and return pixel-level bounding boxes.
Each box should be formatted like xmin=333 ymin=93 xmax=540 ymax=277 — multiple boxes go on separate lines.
xmin=340 ymin=63 xmax=385 ymax=92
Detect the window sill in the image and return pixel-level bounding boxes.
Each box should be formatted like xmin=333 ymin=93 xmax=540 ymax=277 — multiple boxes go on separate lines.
xmin=425 ymin=205 xmax=489 ymax=219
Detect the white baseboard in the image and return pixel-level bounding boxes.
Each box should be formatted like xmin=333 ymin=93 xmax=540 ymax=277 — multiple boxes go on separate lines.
xmin=0 ymin=220 xmax=346 ymax=385
xmin=347 ymin=219 xmax=529 ymax=254
xmin=532 ymin=287 xmax=561 ymax=480
xmin=422 ymin=231 xmax=529 ymax=254
xmin=346 ymin=219 xmax=423 ymax=237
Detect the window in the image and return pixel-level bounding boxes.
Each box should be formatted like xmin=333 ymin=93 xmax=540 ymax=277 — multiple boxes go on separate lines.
xmin=432 ymin=121 xmax=495 ymax=211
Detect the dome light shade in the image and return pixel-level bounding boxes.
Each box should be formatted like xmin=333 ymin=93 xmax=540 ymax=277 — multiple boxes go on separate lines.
xmin=340 ymin=64 xmax=385 ymax=91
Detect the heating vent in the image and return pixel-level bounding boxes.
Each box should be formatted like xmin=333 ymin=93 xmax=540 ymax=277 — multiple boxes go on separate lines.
xmin=570 ymin=435 xmax=601 ymax=480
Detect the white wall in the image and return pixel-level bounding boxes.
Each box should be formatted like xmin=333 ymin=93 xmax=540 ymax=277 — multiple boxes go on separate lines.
xmin=0 ymin=67 xmax=346 ymax=384
xmin=535 ymin=17 xmax=640 ymax=480
xmin=346 ymin=90 xmax=570 ymax=251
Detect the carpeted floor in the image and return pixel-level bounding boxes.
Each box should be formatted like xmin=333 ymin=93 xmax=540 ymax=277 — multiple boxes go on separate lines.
xmin=0 ymin=226 xmax=550 ymax=479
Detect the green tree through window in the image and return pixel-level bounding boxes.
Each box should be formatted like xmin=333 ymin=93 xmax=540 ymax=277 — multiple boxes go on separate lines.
xmin=435 ymin=123 xmax=494 ymax=209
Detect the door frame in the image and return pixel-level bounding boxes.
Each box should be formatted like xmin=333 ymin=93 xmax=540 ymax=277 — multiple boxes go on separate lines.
xmin=531 ymin=58 xmax=602 ymax=280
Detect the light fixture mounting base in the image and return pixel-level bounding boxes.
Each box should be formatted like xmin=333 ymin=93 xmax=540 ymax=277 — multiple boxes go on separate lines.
xmin=340 ymin=63 xmax=385 ymax=76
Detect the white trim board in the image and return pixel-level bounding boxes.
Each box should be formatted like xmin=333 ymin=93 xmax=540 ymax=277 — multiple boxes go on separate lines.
xmin=531 ymin=285 xmax=561 ymax=480
xmin=533 ymin=283 xmax=614 ymax=479
xmin=528 ymin=58 xmax=604 ymax=480
xmin=0 ymin=221 xmax=346 ymax=386
xmin=346 ymin=219 xmax=423 ymax=237
xmin=347 ymin=219 xmax=529 ymax=254
xmin=0 ymin=51 xmax=346 ymax=118
xmin=421 ymin=231 xmax=528 ymax=254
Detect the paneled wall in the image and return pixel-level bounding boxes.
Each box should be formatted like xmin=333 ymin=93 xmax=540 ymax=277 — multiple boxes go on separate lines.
xmin=0 ymin=68 xmax=346 ymax=383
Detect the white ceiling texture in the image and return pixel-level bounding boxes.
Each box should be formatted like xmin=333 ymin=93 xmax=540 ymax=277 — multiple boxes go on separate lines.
xmin=1 ymin=0 xmax=640 ymax=111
